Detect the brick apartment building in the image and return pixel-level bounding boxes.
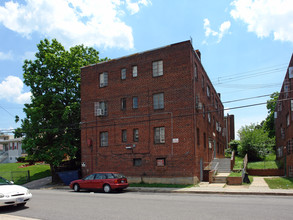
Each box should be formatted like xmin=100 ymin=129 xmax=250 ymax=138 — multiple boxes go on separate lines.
xmin=80 ymin=40 xmax=227 ymax=184
xmin=275 ymin=54 xmax=293 ymax=177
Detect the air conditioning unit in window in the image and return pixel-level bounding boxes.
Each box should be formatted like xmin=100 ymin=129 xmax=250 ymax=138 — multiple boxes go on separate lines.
xmin=96 ymin=109 xmax=104 ymax=116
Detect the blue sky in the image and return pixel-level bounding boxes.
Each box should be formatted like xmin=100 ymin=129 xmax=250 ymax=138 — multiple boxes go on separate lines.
xmin=0 ymin=0 xmax=292 ymax=137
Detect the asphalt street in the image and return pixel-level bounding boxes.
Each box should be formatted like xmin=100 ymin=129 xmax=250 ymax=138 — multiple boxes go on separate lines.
xmin=1 ymin=189 xmax=293 ymax=220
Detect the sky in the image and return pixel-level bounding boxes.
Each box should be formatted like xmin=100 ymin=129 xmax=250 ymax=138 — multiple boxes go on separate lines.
xmin=0 ymin=0 xmax=293 ymax=138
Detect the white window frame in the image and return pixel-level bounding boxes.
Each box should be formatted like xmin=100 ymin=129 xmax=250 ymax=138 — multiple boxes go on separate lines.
xmin=133 ymin=128 xmax=139 ymax=142
xmin=154 ymin=127 xmax=165 ymax=144
xmin=100 ymin=132 xmax=108 ymax=147
xmin=121 ymin=68 xmax=126 ymax=80
xmin=152 ymin=60 xmax=163 ymax=77
xmin=94 ymin=101 xmax=108 ymax=116
xmin=153 ymin=93 xmax=164 ymax=110
xmin=99 ymin=72 xmax=108 ymax=87
xmin=122 ymin=129 xmax=127 ymax=142
xmin=121 ymin=98 xmax=126 ymax=110
xmin=132 ymin=65 xmax=138 ymax=77
xmin=133 ymin=96 xmax=138 ymax=109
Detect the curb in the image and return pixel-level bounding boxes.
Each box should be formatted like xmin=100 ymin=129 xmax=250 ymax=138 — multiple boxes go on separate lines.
xmin=27 ymin=185 xmax=293 ymax=197
xmin=126 ymin=187 xmax=293 ymax=196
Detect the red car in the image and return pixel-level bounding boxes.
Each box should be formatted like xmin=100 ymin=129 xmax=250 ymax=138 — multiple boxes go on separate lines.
xmin=70 ymin=172 xmax=129 ymax=193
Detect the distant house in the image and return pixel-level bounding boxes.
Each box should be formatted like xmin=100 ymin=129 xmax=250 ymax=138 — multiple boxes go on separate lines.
xmin=0 ymin=134 xmax=25 ymax=163
xmin=80 ymin=40 xmax=231 ymax=184
xmin=275 ymin=54 xmax=293 ymax=177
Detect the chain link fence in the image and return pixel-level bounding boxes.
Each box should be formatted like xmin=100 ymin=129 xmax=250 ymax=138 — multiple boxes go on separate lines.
xmin=0 ymin=171 xmax=30 ymax=185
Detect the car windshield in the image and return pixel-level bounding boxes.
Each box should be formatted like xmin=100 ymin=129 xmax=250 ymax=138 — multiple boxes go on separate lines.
xmin=0 ymin=177 xmax=13 ymax=185
xmin=113 ymin=173 xmax=126 ymax=179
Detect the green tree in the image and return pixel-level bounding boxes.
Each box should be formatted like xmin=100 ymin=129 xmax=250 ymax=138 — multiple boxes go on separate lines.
xmin=238 ymin=124 xmax=275 ymax=161
xmin=262 ymin=92 xmax=279 ymax=138
xmin=17 ymin=39 xmax=105 ymax=181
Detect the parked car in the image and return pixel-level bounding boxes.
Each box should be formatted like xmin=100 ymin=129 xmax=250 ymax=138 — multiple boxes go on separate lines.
xmin=0 ymin=176 xmax=32 ymax=207
xmin=70 ymin=172 xmax=129 ymax=193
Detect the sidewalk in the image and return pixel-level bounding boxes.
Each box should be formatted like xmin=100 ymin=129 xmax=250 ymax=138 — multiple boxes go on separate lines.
xmin=22 ymin=176 xmax=293 ymax=196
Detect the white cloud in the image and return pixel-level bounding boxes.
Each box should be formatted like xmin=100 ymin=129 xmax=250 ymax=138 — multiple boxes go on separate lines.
xmin=0 ymin=51 xmax=13 ymax=60
xmin=0 ymin=76 xmax=31 ymax=104
xmin=125 ymin=0 xmax=151 ymax=15
xmin=230 ymin=0 xmax=293 ymax=43
xmin=203 ymin=19 xmax=231 ymax=43
xmin=0 ymin=0 xmax=151 ymax=49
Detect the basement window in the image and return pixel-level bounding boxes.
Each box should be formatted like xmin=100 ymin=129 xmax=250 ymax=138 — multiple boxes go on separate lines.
xmin=133 ymin=158 xmax=142 ymax=167
xmin=156 ymin=158 xmax=166 ymax=167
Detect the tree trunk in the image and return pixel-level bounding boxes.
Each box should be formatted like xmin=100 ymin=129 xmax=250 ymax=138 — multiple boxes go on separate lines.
xmin=50 ymin=164 xmax=60 ymax=183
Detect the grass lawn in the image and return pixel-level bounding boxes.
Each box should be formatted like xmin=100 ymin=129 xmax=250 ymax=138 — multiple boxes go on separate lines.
xmin=0 ymin=162 xmax=51 ymax=185
xmin=233 ymin=154 xmax=281 ymax=170
xmin=233 ymin=156 xmax=244 ymax=170
xmin=264 ymin=177 xmax=293 ymax=189
xmin=228 ymin=171 xmax=253 ymax=184
xmin=129 ymin=183 xmax=195 ymax=188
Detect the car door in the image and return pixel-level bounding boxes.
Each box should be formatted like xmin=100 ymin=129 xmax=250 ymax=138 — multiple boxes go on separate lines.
xmin=80 ymin=174 xmax=96 ymax=189
xmin=93 ymin=173 xmax=106 ymax=189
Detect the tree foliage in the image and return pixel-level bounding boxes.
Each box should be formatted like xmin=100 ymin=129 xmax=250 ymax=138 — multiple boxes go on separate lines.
xmin=262 ymin=92 xmax=279 ymax=138
xmin=16 ymin=39 xmax=105 ymax=179
xmin=238 ymin=124 xmax=275 ymax=161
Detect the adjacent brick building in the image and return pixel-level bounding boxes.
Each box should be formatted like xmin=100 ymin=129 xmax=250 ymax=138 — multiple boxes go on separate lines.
xmin=224 ymin=114 xmax=235 ymax=147
xmin=80 ymin=40 xmax=227 ymax=184
xmin=275 ymin=54 xmax=293 ymax=177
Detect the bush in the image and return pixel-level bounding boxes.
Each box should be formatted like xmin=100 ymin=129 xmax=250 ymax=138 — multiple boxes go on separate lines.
xmin=17 ymin=157 xmax=26 ymax=163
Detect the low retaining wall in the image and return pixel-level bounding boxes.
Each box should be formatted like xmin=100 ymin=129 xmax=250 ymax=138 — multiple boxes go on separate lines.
xmin=127 ymin=176 xmax=199 ymax=185
xmin=247 ymin=169 xmax=284 ymax=176
xmin=226 ymin=176 xmax=242 ymax=185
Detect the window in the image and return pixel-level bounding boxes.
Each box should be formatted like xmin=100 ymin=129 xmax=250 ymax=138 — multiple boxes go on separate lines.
xmin=94 ymin=101 xmax=108 ymax=116
xmin=153 ymin=93 xmax=164 ymax=110
xmin=121 ymin=98 xmax=126 ymax=110
xmin=152 ymin=60 xmax=163 ymax=77
xmin=132 ymin=65 xmax=137 ymax=77
xmin=133 ymin=129 xmax=139 ymax=142
xmin=99 ymin=72 xmax=108 ymax=87
xmin=204 ymin=133 xmax=206 ymax=149
xmin=84 ymin=174 xmax=95 ymax=180
xmin=194 ymin=63 xmax=198 ymax=79
xmin=201 ymin=75 xmax=205 ymax=89
xmin=122 ymin=130 xmax=127 ymax=142
xmin=133 ymin=158 xmax=142 ymax=166
xmin=100 ymin=132 xmax=108 ymax=147
xmin=287 ymin=113 xmax=290 ymax=126
xmin=207 ymin=85 xmax=210 ymax=97
xmin=156 ymin=158 xmax=165 ymax=167
xmin=208 ymin=112 xmax=211 ymax=123
xmin=133 ymin=96 xmax=138 ymax=109
xmin=154 ymin=127 xmax=165 ymax=144
xmin=121 ymin=68 xmax=126 ymax=80
xmin=203 ymin=104 xmax=205 ymax=118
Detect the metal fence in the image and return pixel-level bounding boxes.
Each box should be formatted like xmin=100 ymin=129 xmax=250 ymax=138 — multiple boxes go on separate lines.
xmin=0 ymin=171 xmax=30 ymax=185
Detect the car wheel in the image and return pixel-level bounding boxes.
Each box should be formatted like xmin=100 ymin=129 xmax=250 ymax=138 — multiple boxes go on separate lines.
xmin=103 ymin=184 xmax=111 ymax=193
xmin=73 ymin=184 xmax=80 ymax=192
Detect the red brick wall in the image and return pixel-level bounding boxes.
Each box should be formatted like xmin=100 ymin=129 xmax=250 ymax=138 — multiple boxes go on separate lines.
xmin=275 ymin=54 xmax=293 ymax=177
xmin=80 ymin=41 xmax=226 ymax=182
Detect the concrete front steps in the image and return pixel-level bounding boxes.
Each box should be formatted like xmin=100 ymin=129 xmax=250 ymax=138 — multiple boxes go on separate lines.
xmin=213 ymin=173 xmax=230 ymax=183
xmin=211 ymin=158 xmax=232 ymax=183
